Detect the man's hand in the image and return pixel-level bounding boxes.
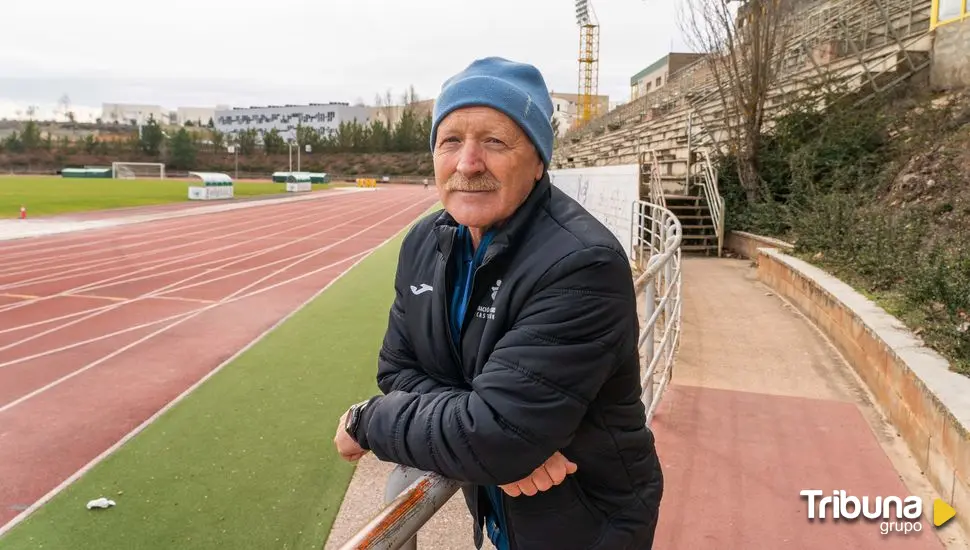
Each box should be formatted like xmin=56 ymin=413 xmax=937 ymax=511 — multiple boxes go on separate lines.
xmin=499 ymin=451 xmax=578 ymax=497
xmin=334 ymin=408 xmax=368 ymax=462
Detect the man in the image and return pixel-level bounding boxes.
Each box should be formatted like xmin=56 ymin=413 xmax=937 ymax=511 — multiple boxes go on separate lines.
xmin=334 ymin=57 xmax=663 ymax=549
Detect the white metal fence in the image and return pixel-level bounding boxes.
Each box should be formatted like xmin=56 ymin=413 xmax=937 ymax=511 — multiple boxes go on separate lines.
xmin=336 ymin=200 xmax=683 ymax=550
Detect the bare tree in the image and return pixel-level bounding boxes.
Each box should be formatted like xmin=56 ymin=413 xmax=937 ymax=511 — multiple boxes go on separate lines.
xmin=678 ymin=0 xmax=794 ymax=202
xmin=401 ymin=84 xmax=419 ymax=108
xmin=375 ymin=88 xmax=396 ymax=131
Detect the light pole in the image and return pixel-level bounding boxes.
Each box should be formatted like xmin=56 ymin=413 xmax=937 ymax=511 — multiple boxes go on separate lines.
xmin=228 ymin=144 xmax=238 ymax=179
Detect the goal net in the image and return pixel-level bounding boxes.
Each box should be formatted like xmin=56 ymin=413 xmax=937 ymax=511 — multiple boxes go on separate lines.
xmin=112 ymin=162 xmax=166 ymax=180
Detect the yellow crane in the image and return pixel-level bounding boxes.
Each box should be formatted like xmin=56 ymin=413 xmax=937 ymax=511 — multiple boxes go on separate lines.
xmin=575 ymin=0 xmax=600 ymax=128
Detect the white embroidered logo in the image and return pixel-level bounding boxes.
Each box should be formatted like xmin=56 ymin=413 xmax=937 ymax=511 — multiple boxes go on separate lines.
xmin=477 ymin=279 xmax=502 ymax=321
xmin=491 ymin=279 xmax=502 ymax=301
xmin=410 ymin=283 xmax=433 ymax=295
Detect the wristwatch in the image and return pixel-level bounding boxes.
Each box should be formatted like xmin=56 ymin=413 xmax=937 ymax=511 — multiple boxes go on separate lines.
xmin=344 ymin=399 xmax=372 ymax=442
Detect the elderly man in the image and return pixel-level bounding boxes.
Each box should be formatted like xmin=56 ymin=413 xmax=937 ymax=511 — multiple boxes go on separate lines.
xmin=334 ymin=57 xmax=664 ymax=549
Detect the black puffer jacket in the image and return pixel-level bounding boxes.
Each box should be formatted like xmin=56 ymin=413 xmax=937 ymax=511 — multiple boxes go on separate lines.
xmin=354 ymin=174 xmax=664 ymax=549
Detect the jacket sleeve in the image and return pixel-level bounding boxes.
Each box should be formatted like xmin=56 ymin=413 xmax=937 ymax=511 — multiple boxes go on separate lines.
xmin=356 ymin=245 xmax=638 ymax=485
xmin=374 ymin=230 xmax=453 ymax=396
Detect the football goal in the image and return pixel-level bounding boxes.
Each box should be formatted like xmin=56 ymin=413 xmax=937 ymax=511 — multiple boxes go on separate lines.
xmin=112 ymin=162 xmax=166 ymax=180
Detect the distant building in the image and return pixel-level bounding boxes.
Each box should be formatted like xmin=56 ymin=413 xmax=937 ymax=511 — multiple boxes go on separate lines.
xmin=549 ymin=92 xmax=610 ymax=136
xmin=213 ymin=103 xmax=373 ymax=139
xmin=177 ymin=106 xmax=228 ymax=126
xmin=369 ymin=98 xmax=435 ymax=129
xmin=630 ymin=53 xmax=706 ymax=101
xmin=101 ymin=103 xmax=168 ymax=126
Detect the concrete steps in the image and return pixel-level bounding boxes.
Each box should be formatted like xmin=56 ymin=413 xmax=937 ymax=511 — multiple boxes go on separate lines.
xmin=664 ymin=194 xmax=718 ymax=256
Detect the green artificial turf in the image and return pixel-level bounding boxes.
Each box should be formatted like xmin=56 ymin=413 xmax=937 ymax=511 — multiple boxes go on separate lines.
xmin=0 ymin=224 xmax=414 ymax=550
xmin=0 ymin=176 xmax=327 ymax=218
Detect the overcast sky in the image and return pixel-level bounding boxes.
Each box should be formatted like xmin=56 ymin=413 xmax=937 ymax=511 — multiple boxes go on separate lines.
xmin=1 ymin=0 xmax=691 ymax=121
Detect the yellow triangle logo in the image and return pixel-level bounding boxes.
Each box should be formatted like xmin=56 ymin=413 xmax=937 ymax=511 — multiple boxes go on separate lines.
xmin=934 ymin=499 xmax=956 ymax=527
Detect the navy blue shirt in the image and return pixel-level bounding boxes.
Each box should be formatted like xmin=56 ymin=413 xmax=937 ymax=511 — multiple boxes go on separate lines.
xmin=448 ymin=225 xmax=510 ymax=550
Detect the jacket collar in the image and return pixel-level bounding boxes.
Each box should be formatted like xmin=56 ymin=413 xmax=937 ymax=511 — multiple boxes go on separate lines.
xmin=433 ymin=173 xmax=551 ymax=262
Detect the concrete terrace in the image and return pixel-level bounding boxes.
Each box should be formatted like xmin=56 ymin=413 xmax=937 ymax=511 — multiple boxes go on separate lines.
xmin=324 ymin=256 xmax=969 ymax=550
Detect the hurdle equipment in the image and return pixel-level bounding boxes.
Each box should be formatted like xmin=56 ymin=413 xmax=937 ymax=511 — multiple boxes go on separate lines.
xmin=285 ymin=172 xmax=312 ymax=193
xmin=356 ymin=178 xmax=378 ymax=188
xmin=187 ymin=172 xmax=234 ymax=200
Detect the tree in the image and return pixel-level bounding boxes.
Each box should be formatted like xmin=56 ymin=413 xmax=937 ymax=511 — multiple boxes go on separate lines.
xmin=20 ymin=120 xmax=42 ymax=150
xmin=139 ymin=115 xmax=164 ymax=156
xmin=236 ymin=128 xmax=258 ymax=155
xmin=168 ymin=128 xmax=197 ymax=169
xmin=263 ymin=128 xmax=285 ymax=154
xmin=376 ymin=88 xmax=396 ymax=131
xmin=678 ymin=0 xmax=794 ymax=203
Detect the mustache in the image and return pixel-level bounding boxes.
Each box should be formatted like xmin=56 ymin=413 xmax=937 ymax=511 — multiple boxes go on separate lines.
xmin=445 ymin=173 xmax=501 ymax=192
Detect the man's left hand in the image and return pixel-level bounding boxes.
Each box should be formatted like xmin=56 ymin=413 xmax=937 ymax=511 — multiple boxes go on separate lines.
xmin=500 ymin=451 xmax=578 ymax=497
xmin=334 ymin=408 xmax=368 ymax=462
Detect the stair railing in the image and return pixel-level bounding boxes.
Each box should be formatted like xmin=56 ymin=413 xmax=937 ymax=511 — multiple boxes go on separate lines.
xmin=695 ymin=148 xmax=725 ymax=257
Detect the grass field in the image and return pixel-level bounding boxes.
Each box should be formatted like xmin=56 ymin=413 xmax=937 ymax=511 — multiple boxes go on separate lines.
xmin=0 ymin=176 xmax=328 ymax=218
xmin=0 ymin=225 xmax=412 ymax=550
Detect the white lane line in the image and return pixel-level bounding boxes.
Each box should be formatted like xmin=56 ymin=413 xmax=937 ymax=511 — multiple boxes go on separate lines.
xmin=0 ymin=194 xmax=391 ymax=313
xmin=0 ymin=197 xmax=408 ymax=352
xmin=0 ymin=196 xmax=432 ymax=370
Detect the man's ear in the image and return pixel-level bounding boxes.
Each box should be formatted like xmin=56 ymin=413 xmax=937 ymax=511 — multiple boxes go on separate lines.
xmin=534 ymin=160 xmax=544 ymax=182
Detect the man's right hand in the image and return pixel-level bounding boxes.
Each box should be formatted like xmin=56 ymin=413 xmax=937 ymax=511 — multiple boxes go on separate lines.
xmin=499 ymin=451 xmax=578 ymax=497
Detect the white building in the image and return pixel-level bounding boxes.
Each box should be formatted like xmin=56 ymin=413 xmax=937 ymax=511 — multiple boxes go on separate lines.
xmin=177 ymin=106 xmax=228 ymax=126
xmin=101 ymin=103 xmax=169 ymax=126
xmin=548 ymin=92 xmax=610 ymax=137
xmin=214 ymin=103 xmax=373 ymax=139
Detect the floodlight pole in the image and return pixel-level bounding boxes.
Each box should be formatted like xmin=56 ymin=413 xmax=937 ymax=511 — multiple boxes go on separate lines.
xmin=228 ymin=144 xmax=239 ymax=180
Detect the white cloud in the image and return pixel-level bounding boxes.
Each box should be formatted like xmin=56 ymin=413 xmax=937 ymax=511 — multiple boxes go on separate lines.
xmin=1 ymin=0 xmax=691 ymax=118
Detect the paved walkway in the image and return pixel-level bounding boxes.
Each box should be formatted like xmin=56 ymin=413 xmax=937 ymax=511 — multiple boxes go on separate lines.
xmin=324 ymin=257 xmax=966 ymax=549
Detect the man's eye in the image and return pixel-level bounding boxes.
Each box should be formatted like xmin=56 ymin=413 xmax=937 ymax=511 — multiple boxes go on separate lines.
xmin=485 ymin=138 xmax=505 ymax=145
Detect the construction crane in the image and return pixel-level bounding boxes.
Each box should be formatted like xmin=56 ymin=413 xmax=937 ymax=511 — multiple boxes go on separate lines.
xmin=575 ymin=0 xmax=600 ymax=128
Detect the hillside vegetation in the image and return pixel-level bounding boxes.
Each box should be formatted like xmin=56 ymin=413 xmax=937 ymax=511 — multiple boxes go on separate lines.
xmin=720 ymin=83 xmax=970 ymax=375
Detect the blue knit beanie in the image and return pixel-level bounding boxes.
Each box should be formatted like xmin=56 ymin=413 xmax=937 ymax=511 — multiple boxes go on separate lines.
xmin=430 ymin=57 xmax=554 ymax=168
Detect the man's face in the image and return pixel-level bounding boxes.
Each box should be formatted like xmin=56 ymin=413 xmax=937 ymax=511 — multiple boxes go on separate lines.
xmin=432 ymin=106 xmax=544 ymax=230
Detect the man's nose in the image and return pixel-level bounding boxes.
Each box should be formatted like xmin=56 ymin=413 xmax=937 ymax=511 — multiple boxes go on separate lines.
xmin=456 ymin=141 xmax=485 ymax=178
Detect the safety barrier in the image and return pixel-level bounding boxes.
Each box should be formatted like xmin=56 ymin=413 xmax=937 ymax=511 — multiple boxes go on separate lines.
xmin=335 ymin=201 xmax=684 ymax=550
xmin=356 ymin=178 xmax=378 ymax=188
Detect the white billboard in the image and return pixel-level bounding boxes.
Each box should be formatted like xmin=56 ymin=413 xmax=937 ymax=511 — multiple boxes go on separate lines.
xmin=549 ymin=164 xmax=640 ymax=259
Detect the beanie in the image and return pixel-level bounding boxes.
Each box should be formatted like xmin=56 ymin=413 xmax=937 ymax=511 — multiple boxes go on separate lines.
xmin=430 ymin=57 xmax=555 ymax=168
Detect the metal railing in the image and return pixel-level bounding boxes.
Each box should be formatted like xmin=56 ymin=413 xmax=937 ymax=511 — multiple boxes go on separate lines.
xmin=335 ymin=201 xmax=684 ymax=550
xmin=694 ymin=149 xmax=726 ymax=257
xmin=640 ymin=149 xmax=666 ymax=211
xmin=631 ymin=200 xmax=684 ymax=422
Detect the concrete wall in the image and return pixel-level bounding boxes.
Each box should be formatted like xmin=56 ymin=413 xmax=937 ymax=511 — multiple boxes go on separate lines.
xmin=725 ymin=231 xmax=794 ymax=260
xmin=931 ymin=18 xmax=970 ymax=89
xmin=727 ymin=232 xmax=970 ymax=537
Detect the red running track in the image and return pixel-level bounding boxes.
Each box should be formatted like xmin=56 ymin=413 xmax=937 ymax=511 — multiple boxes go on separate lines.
xmin=0 ymin=185 xmax=439 ymax=529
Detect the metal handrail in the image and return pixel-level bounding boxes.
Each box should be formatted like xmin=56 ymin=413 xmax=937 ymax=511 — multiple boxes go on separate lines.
xmin=695 ymin=148 xmax=725 ymax=257
xmin=335 ymin=200 xmax=684 ymax=550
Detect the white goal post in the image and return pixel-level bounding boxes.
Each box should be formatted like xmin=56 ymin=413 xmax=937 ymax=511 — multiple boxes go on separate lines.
xmin=112 ymin=162 xmax=166 ymax=180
